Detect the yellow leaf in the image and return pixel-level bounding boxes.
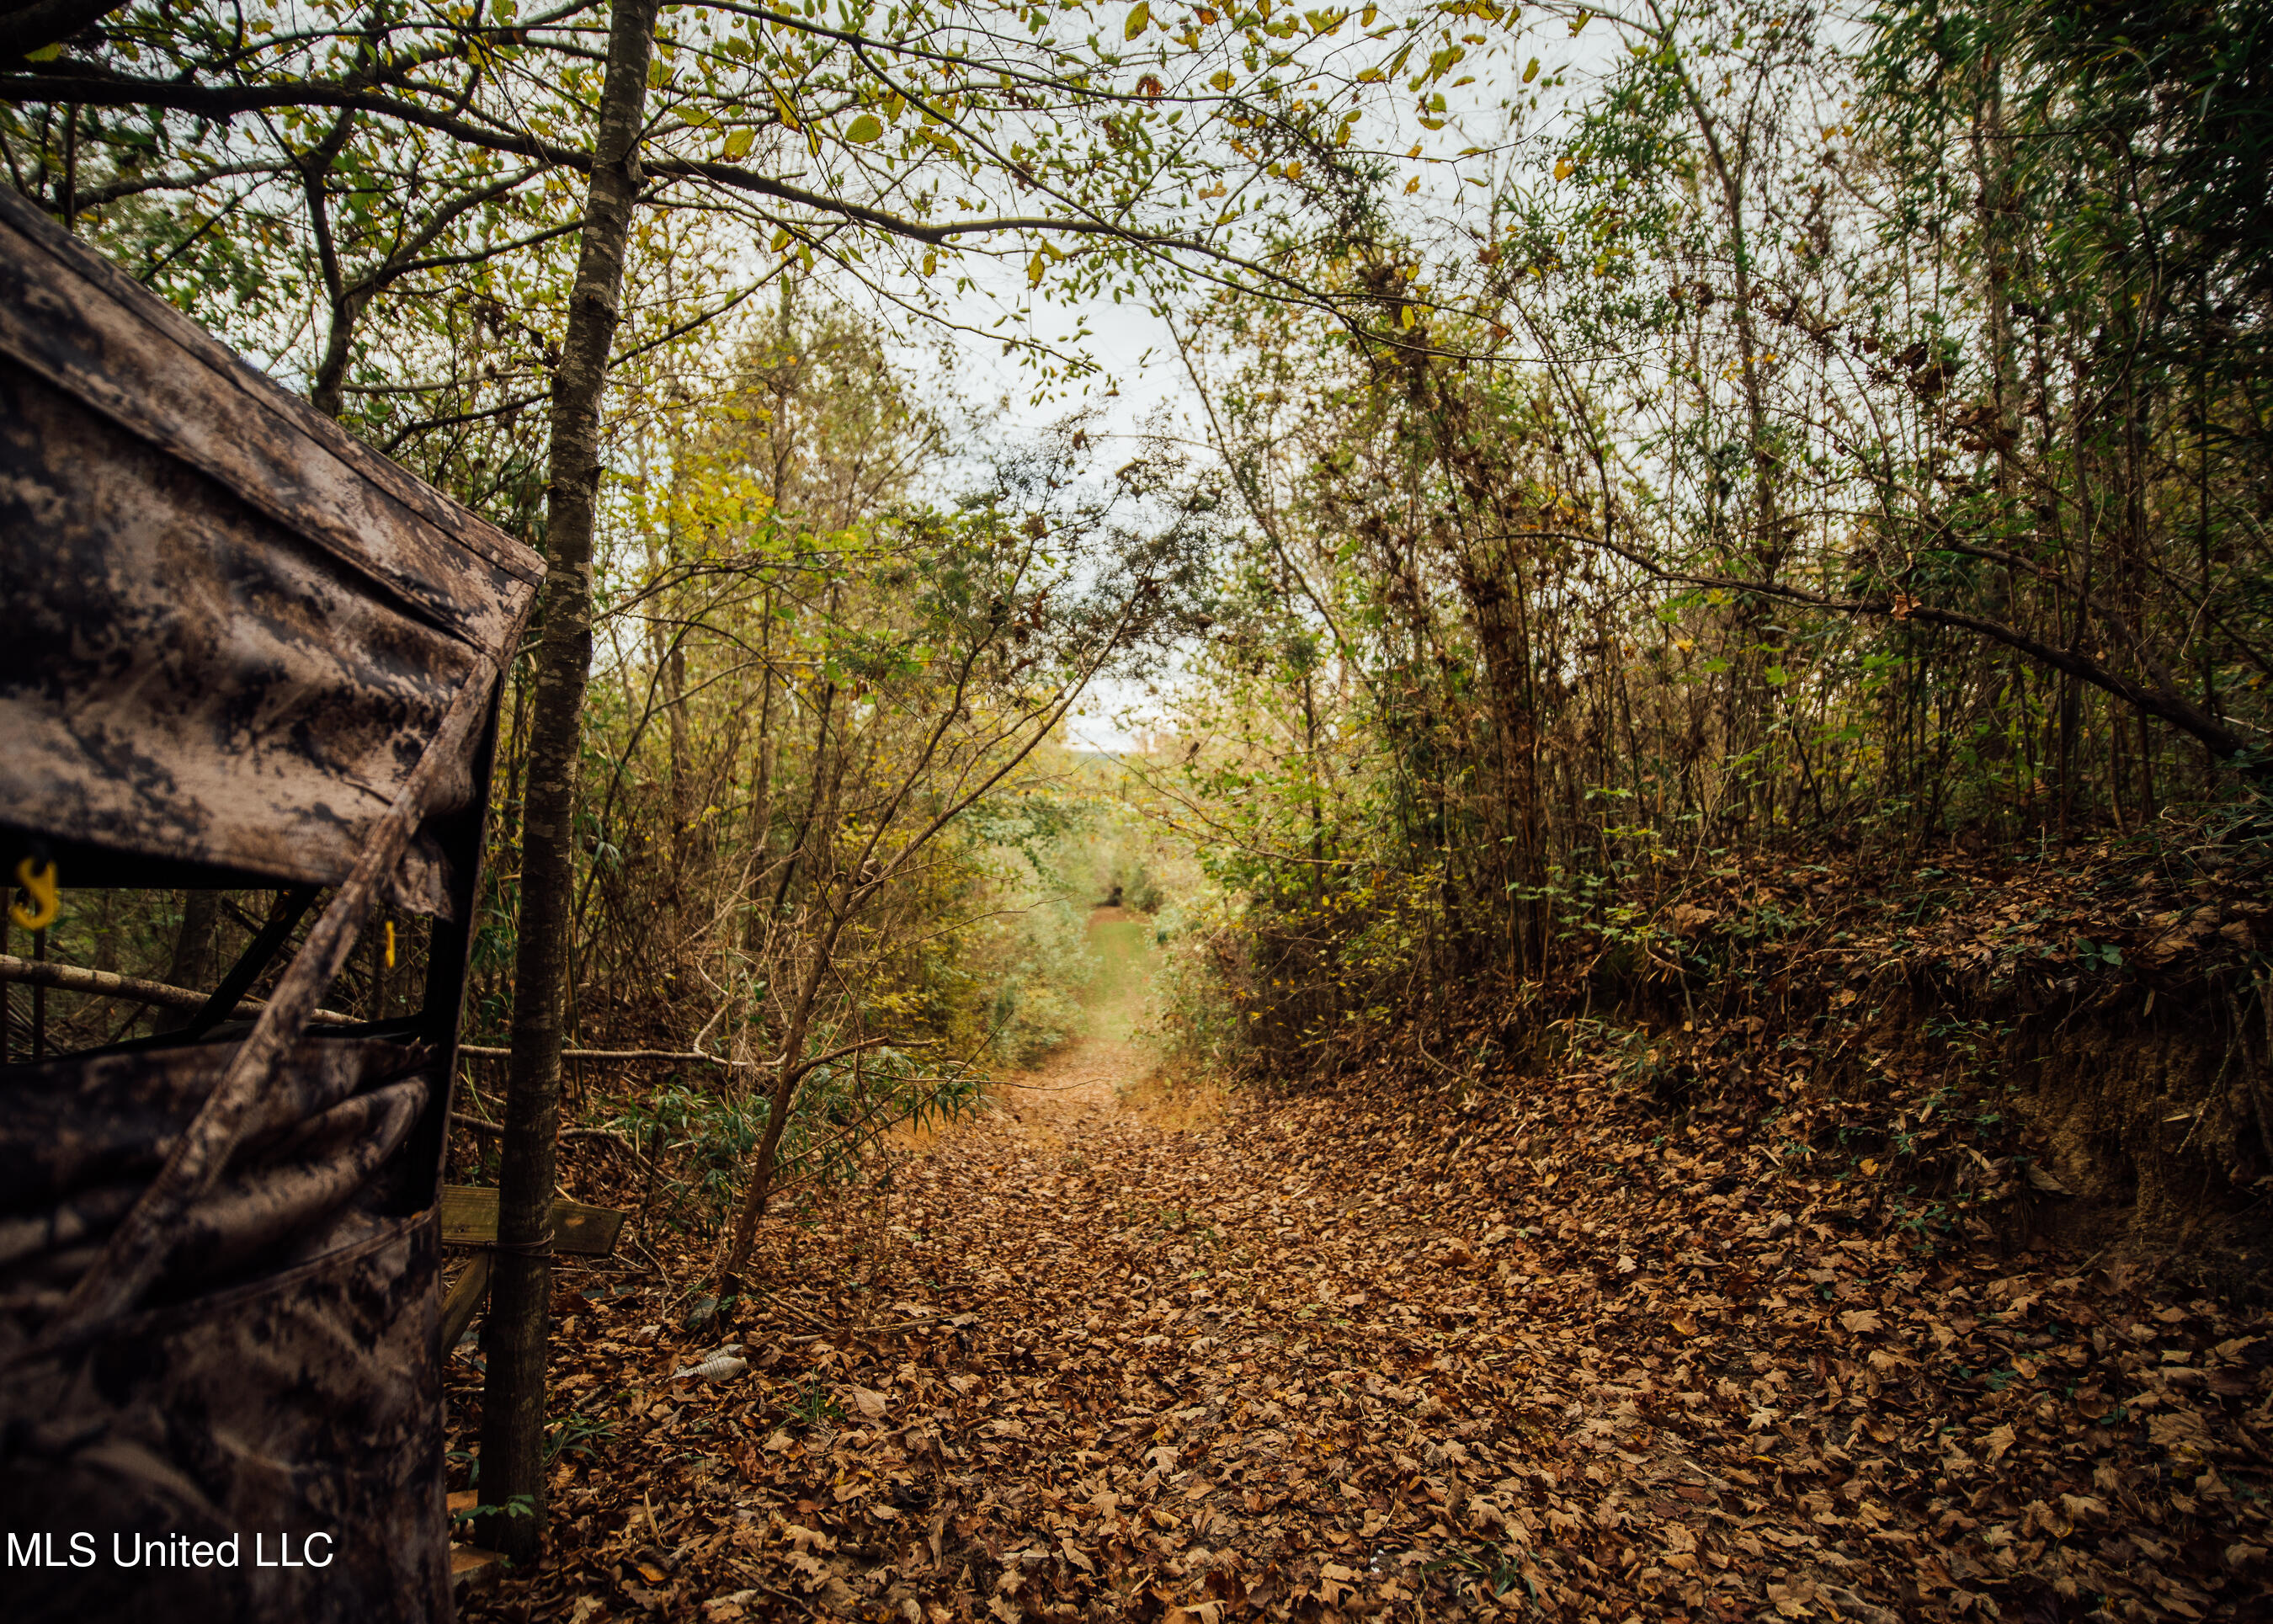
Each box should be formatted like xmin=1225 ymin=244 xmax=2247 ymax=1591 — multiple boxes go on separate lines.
xmin=1523 ymin=56 xmax=1540 ymax=83
xmin=845 ymin=113 xmax=883 ymax=143
xmin=1125 ymin=2 xmax=1151 ymax=39
xmin=1407 ymin=142 xmax=1423 ymax=157
xmin=1555 ymin=156 xmax=1573 ymax=179
xmin=922 ymin=249 xmax=937 ymax=275
xmin=1029 ymin=252 xmax=1046 ymax=286
xmin=1361 ymin=3 xmax=1376 ymax=21
xmin=1860 ymin=1158 xmax=1880 ymax=1175
xmin=1403 ymin=176 xmax=1420 ymax=194
xmin=722 ymin=126 xmax=754 ymax=160
xmin=1210 ymin=68 xmax=1235 ymax=91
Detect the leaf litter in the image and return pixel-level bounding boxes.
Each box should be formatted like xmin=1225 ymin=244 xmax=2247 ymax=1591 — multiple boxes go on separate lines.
xmin=454 ymin=1034 xmax=2272 ymax=1622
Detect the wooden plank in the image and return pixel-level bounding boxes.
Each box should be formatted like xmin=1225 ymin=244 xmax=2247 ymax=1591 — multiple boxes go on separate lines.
xmin=449 ymin=1543 xmax=505 ymax=1594
xmin=439 ymin=1185 xmax=628 ymax=1258
xmin=438 ymin=1250 xmax=493 ymax=1352
xmin=0 ymin=184 xmax=538 ymax=584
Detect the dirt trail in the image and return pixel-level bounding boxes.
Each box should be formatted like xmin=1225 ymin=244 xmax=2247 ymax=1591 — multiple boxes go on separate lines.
xmin=980 ymin=907 xmax=1172 ymax=1145
xmin=464 ymin=913 xmax=2272 ymax=1624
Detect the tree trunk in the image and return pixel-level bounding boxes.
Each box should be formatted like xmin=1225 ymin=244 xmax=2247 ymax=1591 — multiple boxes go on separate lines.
xmin=666 ymin=635 xmax=695 ymax=891
xmin=716 ymin=907 xmax=850 ymax=1289
xmin=300 ymin=111 xmax=359 ymax=421
xmin=718 ymin=690 xmax=888 ymax=1287
xmin=476 ymin=0 xmax=658 ymax=1563
xmin=153 ymin=889 xmax=222 ymax=1034
xmin=743 ymin=671 xmax=776 ymax=955
xmin=772 ymin=681 xmax=838 ymax=913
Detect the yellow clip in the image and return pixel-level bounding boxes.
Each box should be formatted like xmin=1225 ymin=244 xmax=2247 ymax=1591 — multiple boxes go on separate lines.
xmin=11 ymin=857 xmax=59 ymax=932
xmin=384 ymin=919 xmax=397 ymax=971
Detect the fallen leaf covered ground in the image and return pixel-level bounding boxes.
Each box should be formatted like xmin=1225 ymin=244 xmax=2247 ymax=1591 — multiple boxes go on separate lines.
xmin=450 ymin=1010 xmax=2273 ymax=1624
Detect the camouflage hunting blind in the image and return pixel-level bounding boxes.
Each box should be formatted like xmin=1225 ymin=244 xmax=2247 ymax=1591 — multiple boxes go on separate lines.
xmin=0 ymin=185 xmax=542 ymax=1621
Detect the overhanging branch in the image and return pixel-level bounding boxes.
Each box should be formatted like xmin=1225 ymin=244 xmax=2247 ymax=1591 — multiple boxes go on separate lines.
xmin=1570 ymin=531 xmax=2252 ymax=761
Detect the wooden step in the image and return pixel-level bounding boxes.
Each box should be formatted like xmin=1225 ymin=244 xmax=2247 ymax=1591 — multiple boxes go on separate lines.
xmin=439 ymin=1185 xmax=627 ymax=1257
xmin=449 ymin=1541 xmax=506 ymax=1593
xmin=435 ymin=1186 xmax=629 ymax=1350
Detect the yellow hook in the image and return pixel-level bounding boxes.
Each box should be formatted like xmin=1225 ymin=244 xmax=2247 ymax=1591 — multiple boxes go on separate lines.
xmin=11 ymin=857 xmax=59 ymax=932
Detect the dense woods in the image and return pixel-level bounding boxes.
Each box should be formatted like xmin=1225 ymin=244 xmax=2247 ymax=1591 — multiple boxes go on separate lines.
xmin=1166 ymin=0 xmax=2273 ymax=1037
xmin=8 ymin=0 xmax=2273 ymax=1617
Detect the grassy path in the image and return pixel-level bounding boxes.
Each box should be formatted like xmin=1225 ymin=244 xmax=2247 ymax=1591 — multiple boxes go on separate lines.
xmin=979 ymin=907 xmax=1170 ymax=1144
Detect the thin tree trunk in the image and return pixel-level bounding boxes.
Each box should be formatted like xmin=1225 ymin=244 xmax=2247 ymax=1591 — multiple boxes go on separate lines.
xmin=59 ymin=103 xmax=77 ymax=234
xmin=477 ymin=0 xmax=658 ymax=1564
xmin=154 ymin=889 xmax=222 ymax=1034
xmin=743 ymin=672 xmax=776 ymax=955
xmin=772 ymin=682 xmax=838 ymax=913
xmin=300 ymin=111 xmax=359 ymax=420
xmin=717 ymin=924 xmax=841 ymax=1289
xmin=667 ymin=637 xmax=693 ymax=875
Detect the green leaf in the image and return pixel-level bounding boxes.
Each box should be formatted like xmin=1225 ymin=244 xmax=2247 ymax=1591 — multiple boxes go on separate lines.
xmin=846 ymin=114 xmax=884 ymax=143
xmin=1125 ymin=2 xmax=1151 ymax=40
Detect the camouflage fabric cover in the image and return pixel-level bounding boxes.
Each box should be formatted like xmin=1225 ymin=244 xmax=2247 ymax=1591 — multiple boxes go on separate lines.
xmin=0 ymin=184 xmax=540 ymax=1621
xmin=0 ymin=1040 xmax=448 ymax=1622
xmin=0 ymin=183 xmax=538 ymax=913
